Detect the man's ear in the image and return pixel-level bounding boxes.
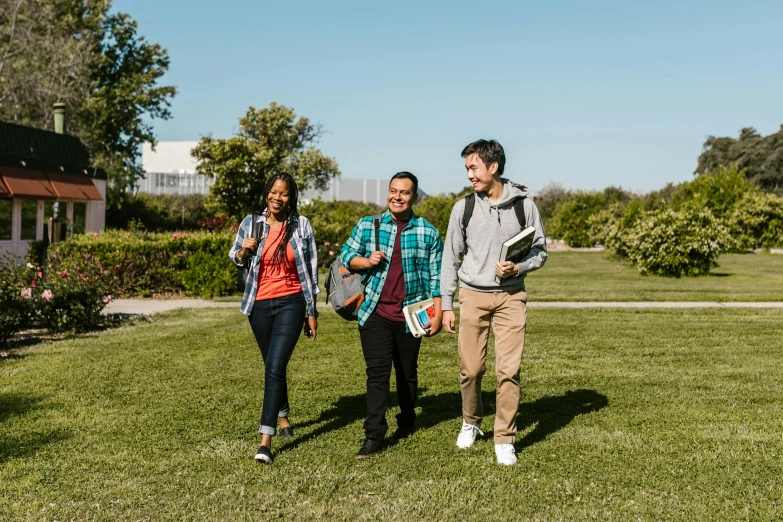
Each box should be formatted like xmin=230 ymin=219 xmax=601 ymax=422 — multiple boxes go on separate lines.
xmin=411 ymin=192 xmax=419 ymax=205
xmin=488 ymin=162 xmax=499 ymax=176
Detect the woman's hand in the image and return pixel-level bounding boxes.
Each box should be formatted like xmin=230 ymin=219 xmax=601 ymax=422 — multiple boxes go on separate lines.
xmin=307 ymin=316 xmax=317 ymax=342
xmin=242 ymin=238 xmax=258 ymax=252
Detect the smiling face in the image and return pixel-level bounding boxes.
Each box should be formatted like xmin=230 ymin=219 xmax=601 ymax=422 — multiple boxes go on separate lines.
xmin=387 ymin=177 xmax=417 ymax=220
xmin=465 ymin=153 xmax=499 ymax=193
xmin=266 ymin=178 xmax=290 ymax=218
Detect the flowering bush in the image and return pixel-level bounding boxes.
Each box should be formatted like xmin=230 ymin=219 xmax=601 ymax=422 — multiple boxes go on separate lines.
xmin=317 ymin=242 xmax=341 ymax=269
xmin=0 ymin=256 xmax=32 ymax=345
xmin=32 ymin=255 xmax=114 ymax=333
xmin=624 ymin=207 xmax=730 ymax=277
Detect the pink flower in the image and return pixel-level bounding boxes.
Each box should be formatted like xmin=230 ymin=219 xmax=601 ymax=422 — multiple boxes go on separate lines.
xmin=41 ymin=289 xmax=53 ymax=301
xmin=126 ymin=231 xmax=131 ymax=236
xmin=324 ymin=241 xmax=330 ymax=246
xmin=20 ymin=288 xmax=32 ymax=300
xmin=172 ymin=233 xmax=182 ymax=239
xmin=93 ymin=233 xmax=99 ymax=238
xmin=328 ymin=250 xmax=335 ymax=256
xmin=37 ymin=271 xmax=43 ymax=278
xmin=59 ymin=270 xmax=68 ymax=278
xmin=102 ymin=295 xmax=112 ymax=304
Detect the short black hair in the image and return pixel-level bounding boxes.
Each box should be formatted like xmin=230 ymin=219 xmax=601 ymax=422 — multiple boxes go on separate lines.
xmin=390 ymin=171 xmax=418 ymax=194
xmin=461 ymin=139 xmax=505 ymax=176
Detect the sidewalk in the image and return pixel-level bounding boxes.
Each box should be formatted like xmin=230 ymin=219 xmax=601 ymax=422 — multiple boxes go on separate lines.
xmin=103 ymin=299 xmax=783 ymax=316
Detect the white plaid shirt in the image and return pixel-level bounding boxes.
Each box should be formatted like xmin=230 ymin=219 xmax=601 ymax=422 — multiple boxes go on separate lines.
xmin=229 ymin=213 xmax=320 ymax=317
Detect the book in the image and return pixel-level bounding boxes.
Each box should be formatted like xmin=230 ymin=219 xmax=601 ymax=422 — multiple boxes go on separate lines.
xmin=494 ymin=225 xmax=536 ymax=283
xmin=402 ymin=298 xmax=436 ymax=338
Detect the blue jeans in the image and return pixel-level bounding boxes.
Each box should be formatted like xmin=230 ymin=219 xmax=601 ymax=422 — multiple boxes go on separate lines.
xmin=248 ymin=292 xmax=305 ymax=436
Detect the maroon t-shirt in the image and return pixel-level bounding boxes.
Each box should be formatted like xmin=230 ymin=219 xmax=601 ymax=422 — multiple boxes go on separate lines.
xmin=374 ymin=218 xmax=408 ymax=322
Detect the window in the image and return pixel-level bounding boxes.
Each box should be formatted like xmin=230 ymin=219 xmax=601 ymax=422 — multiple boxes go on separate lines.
xmin=0 ymin=199 xmax=11 ymax=240
xmin=21 ymin=200 xmax=37 ymax=240
xmin=72 ymin=202 xmax=86 ymax=235
xmin=43 ymin=201 xmax=66 ymax=242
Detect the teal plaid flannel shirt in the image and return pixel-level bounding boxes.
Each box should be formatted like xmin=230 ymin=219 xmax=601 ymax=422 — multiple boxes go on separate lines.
xmin=340 ymin=210 xmax=443 ymax=326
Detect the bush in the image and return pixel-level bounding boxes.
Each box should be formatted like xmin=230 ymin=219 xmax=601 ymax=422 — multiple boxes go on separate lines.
xmin=107 ymin=193 xmax=217 ymax=231
xmin=415 ymin=193 xmax=460 ymax=241
xmin=47 ymin=230 xmax=236 ymax=297
xmin=33 ymin=255 xmax=114 ymax=333
xmin=671 ymin=165 xmax=753 ymax=215
xmin=624 ymin=207 xmax=730 ymax=277
xmin=549 ymin=192 xmax=606 ymax=247
xmin=0 ymin=256 xmax=32 ymax=345
xmin=729 ymin=191 xmax=783 ymax=251
xmin=300 ymin=200 xmax=382 ymax=267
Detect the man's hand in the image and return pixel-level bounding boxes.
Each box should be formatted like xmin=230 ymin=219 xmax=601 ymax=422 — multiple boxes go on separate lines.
xmin=495 ymin=261 xmax=519 ymax=280
xmin=366 ymin=250 xmax=386 ymax=268
xmin=426 ymin=312 xmax=443 ymax=337
xmin=443 ymin=310 xmax=457 ymax=334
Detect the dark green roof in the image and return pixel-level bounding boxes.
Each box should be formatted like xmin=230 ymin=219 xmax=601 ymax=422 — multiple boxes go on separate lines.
xmin=0 ymin=121 xmax=106 ymax=180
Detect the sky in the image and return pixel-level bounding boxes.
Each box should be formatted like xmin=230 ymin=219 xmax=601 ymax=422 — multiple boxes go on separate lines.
xmin=114 ymin=0 xmax=783 ymax=196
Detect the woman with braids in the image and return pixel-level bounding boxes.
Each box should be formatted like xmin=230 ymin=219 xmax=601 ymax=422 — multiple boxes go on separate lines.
xmin=229 ymin=173 xmax=319 ymax=465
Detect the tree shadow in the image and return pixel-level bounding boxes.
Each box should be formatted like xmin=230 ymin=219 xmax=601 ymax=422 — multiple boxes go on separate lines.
xmin=0 ymin=392 xmax=71 ymax=464
xmin=278 ymin=388 xmax=607 ymax=453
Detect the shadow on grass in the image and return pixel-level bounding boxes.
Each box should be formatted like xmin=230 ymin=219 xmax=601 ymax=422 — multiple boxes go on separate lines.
xmin=0 ymin=392 xmax=72 ymax=464
xmin=278 ymin=388 xmax=607 ymax=453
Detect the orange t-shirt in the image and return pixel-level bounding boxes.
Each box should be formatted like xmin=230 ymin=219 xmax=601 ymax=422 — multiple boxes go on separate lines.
xmin=255 ymin=226 xmax=302 ymax=301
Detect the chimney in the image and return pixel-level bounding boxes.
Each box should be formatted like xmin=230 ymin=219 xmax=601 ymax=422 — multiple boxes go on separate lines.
xmin=53 ymin=102 xmax=66 ymax=134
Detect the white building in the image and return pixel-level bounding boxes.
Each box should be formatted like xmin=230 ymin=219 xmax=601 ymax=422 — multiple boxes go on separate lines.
xmin=139 ymin=141 xmax=213 ymax=196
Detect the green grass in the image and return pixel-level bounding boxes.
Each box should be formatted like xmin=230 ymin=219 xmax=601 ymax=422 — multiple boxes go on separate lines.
xmin=527 ymin=251 xmax=783 ymax=301
xmin=2 ymin=307 xmax=782 ymax=520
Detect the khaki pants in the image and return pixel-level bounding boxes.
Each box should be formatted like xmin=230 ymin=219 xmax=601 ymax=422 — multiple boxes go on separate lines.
xmin=458 ymin=288 xmax=527 ymax=444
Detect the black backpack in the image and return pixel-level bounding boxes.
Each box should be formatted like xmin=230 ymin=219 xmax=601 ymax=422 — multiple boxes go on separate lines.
xmin=325 ymin=214 xmax=382 ymax=321
xmin=461 ymin=193 xmax=526 ymax=242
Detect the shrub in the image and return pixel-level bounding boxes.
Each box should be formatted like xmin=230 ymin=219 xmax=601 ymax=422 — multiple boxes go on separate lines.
xmin=415 ymin=193 xmax=461 ymax=241
xmin=625 ymin=207 xmax=729 ymax=277
xmin=600 ymin=201 xmax=645 ymax=258
xmin=0 ymin=256 xmax=32 ymax=345
xmin=107 ymin=193 xmax=217 ymax=231
xmin=549 ymin=191 xmax=606 ymax=247
xmin=729 ymin=191 xmax=783 ymax=251
xmin=47 ymin=230 xmax=236 ymax=297
xmin=33 ymin=255 xmax=114 ymax=333
xmin=300 ymin=200 xmax=382 ymax=267
xmin=671 ymin=165 xmax=752 ymax=215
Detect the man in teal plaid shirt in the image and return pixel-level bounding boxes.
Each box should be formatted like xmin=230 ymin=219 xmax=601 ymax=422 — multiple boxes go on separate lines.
xmin=340 ymin=171 xmax=443 ymax=459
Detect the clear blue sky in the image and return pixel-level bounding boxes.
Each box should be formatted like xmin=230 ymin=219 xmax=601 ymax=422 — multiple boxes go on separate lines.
xmin=114 ymin=0 xmax=783 ymax=196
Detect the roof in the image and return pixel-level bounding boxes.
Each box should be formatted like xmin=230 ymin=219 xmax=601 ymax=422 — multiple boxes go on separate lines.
xmin=0 ymin=121 xmax=106 ymax=180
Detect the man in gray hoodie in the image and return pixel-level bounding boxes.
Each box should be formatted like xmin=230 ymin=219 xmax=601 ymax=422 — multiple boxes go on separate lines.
xmin=441 ymin=139 xmax=548 ymax=465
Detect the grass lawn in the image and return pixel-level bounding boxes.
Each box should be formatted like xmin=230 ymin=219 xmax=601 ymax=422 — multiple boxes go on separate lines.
xmin=527 ymin=251 xmax=783 ymax=302
xmin=1 ymin=307 xmax=782 ymax=520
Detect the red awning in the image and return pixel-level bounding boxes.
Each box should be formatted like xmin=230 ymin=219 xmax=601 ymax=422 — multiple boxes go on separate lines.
xmin=47 ymin=172 xmax=103 ymax=201
xmin=0 ymin=177 xmax=9 ymax=197
xmin=0 ymin=167 xmax=57 ymax=200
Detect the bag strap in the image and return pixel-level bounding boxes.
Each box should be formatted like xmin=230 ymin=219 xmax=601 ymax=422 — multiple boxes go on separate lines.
xmin=461 ymin=194 xmax=526 ymax=242
xmin=461 ymin=194 xmax=475 ymax=243
xmin=372 ymin=214 xmax=382 ymax=252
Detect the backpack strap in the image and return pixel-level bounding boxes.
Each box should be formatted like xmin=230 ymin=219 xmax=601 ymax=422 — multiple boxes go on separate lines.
xmin=460 ymin=194 xmax=475 ymax=243
xmin=461 ymin=194 xmax=527 ymax=242
xmin=512 ymin=197 xmax=526 ymax=230
xmin=372 ymin=214 xmax=382 ymax=252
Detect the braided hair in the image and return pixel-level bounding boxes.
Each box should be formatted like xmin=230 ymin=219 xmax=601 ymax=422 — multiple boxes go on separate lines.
xmin=259 ymin=173 xmax=300 ymax=265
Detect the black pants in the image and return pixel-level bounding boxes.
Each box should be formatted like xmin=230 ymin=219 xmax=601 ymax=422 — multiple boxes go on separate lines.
xmin=247 ymin=292 xmax=305 ymax=436
xmin=358 ymin=312 xmax=423 ymax=439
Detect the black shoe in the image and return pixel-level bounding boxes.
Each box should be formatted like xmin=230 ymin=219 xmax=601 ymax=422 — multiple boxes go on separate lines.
xmin=279 ymin=426 xmax=294 ymax=439
xmin=392 ymin=425 xmax=415 ymax=440
xmin=254 ymin=445 xmax=273 ymax=464
xmin=354 ymin=438 xmax=384 ymax=460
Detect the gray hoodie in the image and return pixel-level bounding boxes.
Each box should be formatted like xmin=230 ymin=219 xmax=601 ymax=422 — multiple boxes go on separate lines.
xmin=440 ymin=179 xmax=548 ymax=310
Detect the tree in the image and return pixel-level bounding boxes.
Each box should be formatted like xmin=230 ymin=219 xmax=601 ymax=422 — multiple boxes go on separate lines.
xmin=192 ymin=103 xmax=340 ymax=221
xmin=0 ymin=0 xmax=176 ymax=202
xmin=696 ymin=126 xmax=783 ymax=193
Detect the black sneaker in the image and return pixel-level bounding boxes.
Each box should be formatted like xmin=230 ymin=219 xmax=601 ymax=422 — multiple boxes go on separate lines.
xmin=392 ymin=425 xmax=415 ymax=440
xmin=354 ymin=438 xmax=383 ymax=460
xmin=254 ymin=445 xmax=273 ymax=464
xmin=279 ymin=426 xmax=294 ymax=439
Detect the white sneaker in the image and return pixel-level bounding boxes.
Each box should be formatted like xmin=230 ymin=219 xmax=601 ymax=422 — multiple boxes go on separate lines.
xmin=495 ymin=443 xmax=517 ymax=465
xmin=456 ymin=421 xmax=483 ymax=449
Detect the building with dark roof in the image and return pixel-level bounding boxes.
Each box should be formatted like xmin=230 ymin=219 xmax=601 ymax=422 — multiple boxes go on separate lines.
xmin=0 ymin=104 xmax=106 ymax=259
